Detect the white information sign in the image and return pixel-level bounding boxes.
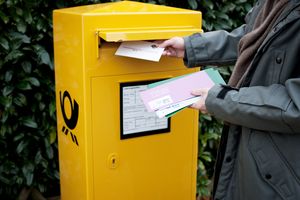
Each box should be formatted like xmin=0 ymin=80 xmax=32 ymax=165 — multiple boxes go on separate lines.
xmin=121 ymin=84 xmax=169 ymax=138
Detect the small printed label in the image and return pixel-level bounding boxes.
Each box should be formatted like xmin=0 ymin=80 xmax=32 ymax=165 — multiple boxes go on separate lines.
xmin=148 ymin=95 xmax=173 ymax=110
xmin=155 ymin=96 xmax=201 ymax=118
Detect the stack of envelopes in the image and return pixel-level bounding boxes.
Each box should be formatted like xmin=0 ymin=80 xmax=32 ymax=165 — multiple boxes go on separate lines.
xmin=139 ymin=68 xmax=226 ymax=118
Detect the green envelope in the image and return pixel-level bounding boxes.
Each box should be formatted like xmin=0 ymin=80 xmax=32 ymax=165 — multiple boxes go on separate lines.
xmin=147 ymin=68 xmax=226 ymax=118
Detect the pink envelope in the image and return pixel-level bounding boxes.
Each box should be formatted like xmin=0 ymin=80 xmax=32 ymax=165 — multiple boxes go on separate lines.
xmin=140 ymin=71 xmax=215 ymax=112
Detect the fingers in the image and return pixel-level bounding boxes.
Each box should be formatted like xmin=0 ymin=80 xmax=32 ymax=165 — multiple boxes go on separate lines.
xmin=190 ymin=97 xmax=208 ymax=114
xmin=158 ymin=37 xmax=184 ymax=49
xmin=190 ymin=88 xmax=210 ymax=114
xmin=153 ymin=40 xmax=172 ymax=56
xmin=157 ymin=37 xmax=185 ymax=58
xmin=162 ymin=47 xmax=177 ymax=57
xmin=158 ymin=38 xmax=175 ymax=48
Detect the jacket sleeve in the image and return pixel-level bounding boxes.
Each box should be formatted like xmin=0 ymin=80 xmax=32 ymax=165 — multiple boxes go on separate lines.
xmin=183 ymin=24 xmax=246 ymax=68
xmin=206 ymin=80 xmax=300 ymax=134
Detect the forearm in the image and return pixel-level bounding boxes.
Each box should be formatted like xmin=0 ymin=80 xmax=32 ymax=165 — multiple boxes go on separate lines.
xmin=206 ymin=82 xmax=300 ymax=134
xmin=183 ymin=25 xmax=246 ymax=68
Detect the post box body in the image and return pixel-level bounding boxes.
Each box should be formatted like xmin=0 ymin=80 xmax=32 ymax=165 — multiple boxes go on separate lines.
xmin=53 ymin=2 xmax=202 ymax=200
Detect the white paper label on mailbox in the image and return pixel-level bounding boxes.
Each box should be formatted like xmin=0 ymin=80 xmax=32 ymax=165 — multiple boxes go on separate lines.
xmin=121 ymin=84 xmax=168 ymax=136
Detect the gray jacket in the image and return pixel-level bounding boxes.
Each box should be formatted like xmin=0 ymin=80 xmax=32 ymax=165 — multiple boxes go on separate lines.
xmin=184 ymin=0 xmax=300 ymax=199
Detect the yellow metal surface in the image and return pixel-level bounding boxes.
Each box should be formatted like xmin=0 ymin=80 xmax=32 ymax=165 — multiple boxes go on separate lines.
xmin=97 ymin=27 xmax=202 ymax=42
xmin=53 ymin=1 xmax=201 ymax=200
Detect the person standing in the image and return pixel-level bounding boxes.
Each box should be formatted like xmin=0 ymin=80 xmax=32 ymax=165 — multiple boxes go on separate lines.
xmin=159 ymin=0 xmax=300 ymax=199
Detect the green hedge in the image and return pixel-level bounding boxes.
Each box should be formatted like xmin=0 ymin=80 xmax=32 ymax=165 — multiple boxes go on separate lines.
xmin=0 ymin=0 xmax=58 ymax=199
xmin=0 ymin=0 xmax=254 ymax=199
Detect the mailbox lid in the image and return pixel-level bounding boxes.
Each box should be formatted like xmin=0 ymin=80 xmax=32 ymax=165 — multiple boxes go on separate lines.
xmin=55 ymin=1 xmax=202 ymax=40
xmin=97 ymin=27 xmax=202 ymax=42
xmin=55 ymin=1 xmax=200 ymax=16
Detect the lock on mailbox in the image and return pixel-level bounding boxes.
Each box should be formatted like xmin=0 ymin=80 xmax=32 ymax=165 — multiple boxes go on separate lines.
xmin=53 ymin=1 xmax=202 ymax=200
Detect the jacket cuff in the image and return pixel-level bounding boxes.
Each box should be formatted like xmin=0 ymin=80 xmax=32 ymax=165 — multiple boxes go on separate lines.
xmin=183 ymin=33 xmax=208 ymax=68
xmin=216 ymin=84 xmax=239 ymax=99
xmin=206 ymin=84 xmax=239 ymax=115
xmin=206 ymin=85 xmax=222 ymax=115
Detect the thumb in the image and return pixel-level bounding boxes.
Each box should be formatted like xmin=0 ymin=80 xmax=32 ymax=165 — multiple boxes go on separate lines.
xmin=158 ymin=39 xmax=174 ymax=48
xmin=191 ymin=88 xmax=208 ymax=96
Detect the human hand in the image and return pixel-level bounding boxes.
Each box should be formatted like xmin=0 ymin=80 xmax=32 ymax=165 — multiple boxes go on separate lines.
xmin=189 ymin=88 xmax=210 ymax=114
xmin=158 ymin=37 xmax=185 ymax=58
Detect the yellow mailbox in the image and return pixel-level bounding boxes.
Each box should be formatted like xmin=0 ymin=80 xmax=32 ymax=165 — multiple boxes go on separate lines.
xmin=53 ymin=1 xmax=202 ymax=200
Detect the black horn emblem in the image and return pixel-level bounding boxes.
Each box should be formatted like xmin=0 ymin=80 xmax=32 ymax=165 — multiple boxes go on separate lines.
xmin=60 ymin=91 xmax=79 ymax=146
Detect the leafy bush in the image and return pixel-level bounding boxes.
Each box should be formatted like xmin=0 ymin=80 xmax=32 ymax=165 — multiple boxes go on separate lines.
xmin=0 ymin=0 xmax=59 ymax=199
xmin=0 ymin=0 xmax=254 ymax=199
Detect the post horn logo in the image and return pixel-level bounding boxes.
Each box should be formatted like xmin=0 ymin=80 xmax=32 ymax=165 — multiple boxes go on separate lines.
xmin=60 ymin=90 xmax=79 ymax=146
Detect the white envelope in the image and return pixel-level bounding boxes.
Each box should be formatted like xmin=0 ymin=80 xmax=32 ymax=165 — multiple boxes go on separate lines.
xmin=115 ymin=41 xmax=164 ymax=62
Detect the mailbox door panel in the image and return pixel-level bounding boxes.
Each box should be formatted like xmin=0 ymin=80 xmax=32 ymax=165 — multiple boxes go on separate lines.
xmin=91 ymin=71 xmax=198 ymax=200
